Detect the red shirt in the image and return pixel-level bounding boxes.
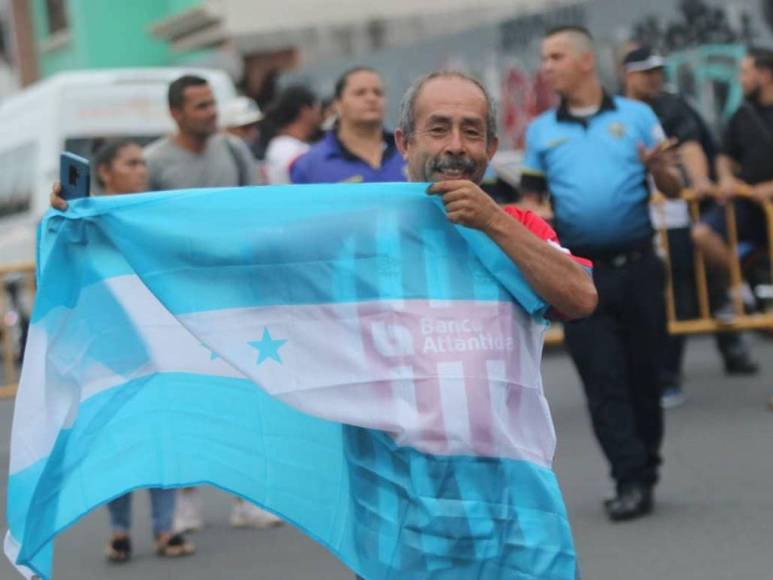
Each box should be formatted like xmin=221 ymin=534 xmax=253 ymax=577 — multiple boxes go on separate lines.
xmin=503 ymin=205 xmax=592 ymax=269
xmin=503 ymin=205 xmax=593 ymax=320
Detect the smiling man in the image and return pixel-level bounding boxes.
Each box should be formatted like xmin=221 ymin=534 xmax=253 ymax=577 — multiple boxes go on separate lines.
xmin=344 ymin=70 xmax=597 ymax=580
xmin=395 ymin=71 xmax=597 ymax=320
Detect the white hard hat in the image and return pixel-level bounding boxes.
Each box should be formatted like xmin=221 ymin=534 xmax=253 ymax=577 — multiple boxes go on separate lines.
xmin=221 ymin=96 xmax=263 ymax=128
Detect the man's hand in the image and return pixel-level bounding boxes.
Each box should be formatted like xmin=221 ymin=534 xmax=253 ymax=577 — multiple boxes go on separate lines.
xmin=427 ymin=180 xmax=503 ymax=231
xmin=430 ymin=179 xmax=596 ymax=319
xmin=638 ymin=138 xmax=682 ymax=198
xmin=716 ymin=176 xmax=750 ymax=203
xmin=690 ymin=176 xmax=717 ymax=200
xmin=638 ymin=138 xmax=678 ymax=173
xmin=678 ymin=140 xmax=714 ymax=200
xmin=751 ymin=181 xmax=773 ymax=204
xmin=50 ymin=182 xmax=68 ymax=211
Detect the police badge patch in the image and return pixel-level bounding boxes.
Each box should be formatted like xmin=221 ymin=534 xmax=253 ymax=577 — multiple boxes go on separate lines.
xmin=608 ymin=122 xmax=626 ymax=138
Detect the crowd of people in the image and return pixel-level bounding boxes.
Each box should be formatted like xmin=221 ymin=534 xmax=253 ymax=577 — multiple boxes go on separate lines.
xmin=49 ymin=23 xmax=772 ymax=574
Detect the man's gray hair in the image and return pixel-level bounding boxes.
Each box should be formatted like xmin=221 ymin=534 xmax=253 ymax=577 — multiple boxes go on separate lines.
xmin=397 ymin=71 xmax=498 ymax=145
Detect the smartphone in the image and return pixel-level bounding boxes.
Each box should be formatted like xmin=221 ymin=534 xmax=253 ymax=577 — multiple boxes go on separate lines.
xmin=59 ymin=152 xmax=91 ymax=200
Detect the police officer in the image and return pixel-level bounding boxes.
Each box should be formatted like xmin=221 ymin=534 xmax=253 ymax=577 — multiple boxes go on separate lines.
xmin=521 ymin=26 xmax=683 ymax=521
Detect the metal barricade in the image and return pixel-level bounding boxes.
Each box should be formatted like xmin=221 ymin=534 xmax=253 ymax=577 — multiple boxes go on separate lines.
xmin=655 ymin=189 xmax=773 ymax=334
xmin=0 ymin=262 xmax=35 ymax=399
xmin=542 ymin=190 xmax=773 ymax=347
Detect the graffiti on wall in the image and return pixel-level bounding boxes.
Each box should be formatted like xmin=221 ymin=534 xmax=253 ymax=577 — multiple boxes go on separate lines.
xmin=289 ymin=0 xmax=773 ymax=152
xmin=665 ymin=43 xmax=746 ymax=131
xmin=628 ymin=1 xmax=760 ymax=131
xmin=498 ymin=65 xmax=556 ymax=150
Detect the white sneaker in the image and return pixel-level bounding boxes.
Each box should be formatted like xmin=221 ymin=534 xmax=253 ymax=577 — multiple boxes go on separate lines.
xmin=173 ymin=488 xmax=204 ymax=533
xmin=229 ymin=500 xmax=283 ymax=529
xmin=660 ymin=386 xmax=687 ymax=409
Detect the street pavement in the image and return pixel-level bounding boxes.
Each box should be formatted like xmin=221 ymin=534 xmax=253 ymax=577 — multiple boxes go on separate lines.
xmin=1 ymin=334 xmax=771 ymax=580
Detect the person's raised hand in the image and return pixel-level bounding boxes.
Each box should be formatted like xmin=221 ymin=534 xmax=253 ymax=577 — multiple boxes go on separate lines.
xmin=751 ymin=182 xmax=773 ymax=205
xmin=716 ymin=176 xmax=750 ymax=203
xmin=50 ymin=181 xmax=68 ymax=211
xmin=690 ymin=177 xmax=717 ymax=200
xmin=638 ymin=137 xmax=678 ymax=173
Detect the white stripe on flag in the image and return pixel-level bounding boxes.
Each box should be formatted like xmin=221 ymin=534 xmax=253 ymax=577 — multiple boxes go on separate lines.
xmin=487 ymin=359 xmax=512 ymax=458
xmin=389 ymin=365 xmax=419 ymax=435
xmin=437 ymin=361 xmax=471 ymax=451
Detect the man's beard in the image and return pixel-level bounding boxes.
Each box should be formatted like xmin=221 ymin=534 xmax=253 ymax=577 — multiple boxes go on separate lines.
xmin=423 ymin=153 xmax=481 ymax=182
xmin=186 ymin=119 xmax=217 ymax=140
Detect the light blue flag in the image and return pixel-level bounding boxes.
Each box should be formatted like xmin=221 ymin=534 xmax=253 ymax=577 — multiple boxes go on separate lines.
xmin=5 ymin=182 xmax=577 ymax=579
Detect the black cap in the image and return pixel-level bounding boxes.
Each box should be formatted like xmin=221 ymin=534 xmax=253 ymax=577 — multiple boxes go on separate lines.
xmin=623 ymin=47 xmax=666 ymax=72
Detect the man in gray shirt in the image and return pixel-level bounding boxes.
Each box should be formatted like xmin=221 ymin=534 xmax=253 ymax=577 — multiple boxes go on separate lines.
xmin=145 ymin=75 xmax=259 ymax=191
xmin=147 ymin=75 xmax=278 ymax=534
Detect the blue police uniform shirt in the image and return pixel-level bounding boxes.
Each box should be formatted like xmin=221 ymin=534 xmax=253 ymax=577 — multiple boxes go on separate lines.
xmin=290 ymin=129 xmax=406 ymax=184
xmin=521 ymin=94 xmax=666 ymax=250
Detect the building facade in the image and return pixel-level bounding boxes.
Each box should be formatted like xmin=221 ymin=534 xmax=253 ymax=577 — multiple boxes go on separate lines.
xmin=5 ymin=0 xmax=211 ymax=89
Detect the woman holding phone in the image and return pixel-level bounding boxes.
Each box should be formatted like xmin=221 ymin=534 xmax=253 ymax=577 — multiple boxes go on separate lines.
xmin=52 ymin=138 xmax=196 ymax=562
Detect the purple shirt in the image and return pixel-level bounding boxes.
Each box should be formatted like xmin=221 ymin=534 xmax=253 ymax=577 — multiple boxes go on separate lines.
xmin=290 ymin=130 xmax=406 ymax=184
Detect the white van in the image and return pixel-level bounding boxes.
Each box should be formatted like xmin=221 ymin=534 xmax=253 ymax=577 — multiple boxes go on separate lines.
xmin=0 ymin=67 xmax=238 ymax=266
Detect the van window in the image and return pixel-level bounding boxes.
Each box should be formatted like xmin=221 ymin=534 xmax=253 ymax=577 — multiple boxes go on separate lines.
xmin=0 ymin=143 xmax=36 ymax=219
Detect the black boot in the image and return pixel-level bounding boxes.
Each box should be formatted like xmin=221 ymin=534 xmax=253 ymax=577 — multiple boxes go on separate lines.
xmin=724 ymin=352 xmax=759 ymax=375
xmin=719 ymin=334 xmax=759 ymax=375
xmin=604 ymin=483 xmax=654 ymax=522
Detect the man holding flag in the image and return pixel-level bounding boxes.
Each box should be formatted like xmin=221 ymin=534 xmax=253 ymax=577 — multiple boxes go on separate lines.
xmin=352 ymin=70 xmax=597 ymax=579
xmin=16 ymin=70 xmax=595 ymax=580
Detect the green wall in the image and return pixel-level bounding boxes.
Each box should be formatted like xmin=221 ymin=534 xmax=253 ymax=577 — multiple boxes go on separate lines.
xmin=32 ymin=0 xmax=209 ymax=77
xmin=167 ymin=0 xmax=202 ymax=12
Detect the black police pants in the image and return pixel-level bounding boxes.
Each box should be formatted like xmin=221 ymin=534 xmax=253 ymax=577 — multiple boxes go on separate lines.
xmin=563 ymin=250 xmax=666 ymax=488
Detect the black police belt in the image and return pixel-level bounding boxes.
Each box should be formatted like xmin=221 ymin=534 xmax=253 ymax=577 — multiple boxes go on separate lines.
xmin=572 ymin=238 xmax=655 ymax=269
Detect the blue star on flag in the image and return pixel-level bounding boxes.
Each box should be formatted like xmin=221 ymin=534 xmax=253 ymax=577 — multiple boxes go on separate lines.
xmin=249 ymin=328 xmax=288 ymax=365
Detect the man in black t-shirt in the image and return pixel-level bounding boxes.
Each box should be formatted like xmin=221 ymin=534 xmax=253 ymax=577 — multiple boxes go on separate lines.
xmin=621 ymin=47 xmax=718 ymax=190
xmin=692 ymin=48 xmax=773 ymax=290
xmin=623 ymin=48 xmax=758 ymax=409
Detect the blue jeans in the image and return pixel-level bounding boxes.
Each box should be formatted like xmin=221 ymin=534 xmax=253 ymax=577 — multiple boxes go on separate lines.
xmin=107 ymin=488 xmax=176 ymax=536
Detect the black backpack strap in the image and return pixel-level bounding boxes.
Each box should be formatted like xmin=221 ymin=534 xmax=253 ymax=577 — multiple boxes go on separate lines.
xmin=224 ymin=135 xmax=250 ymax=186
